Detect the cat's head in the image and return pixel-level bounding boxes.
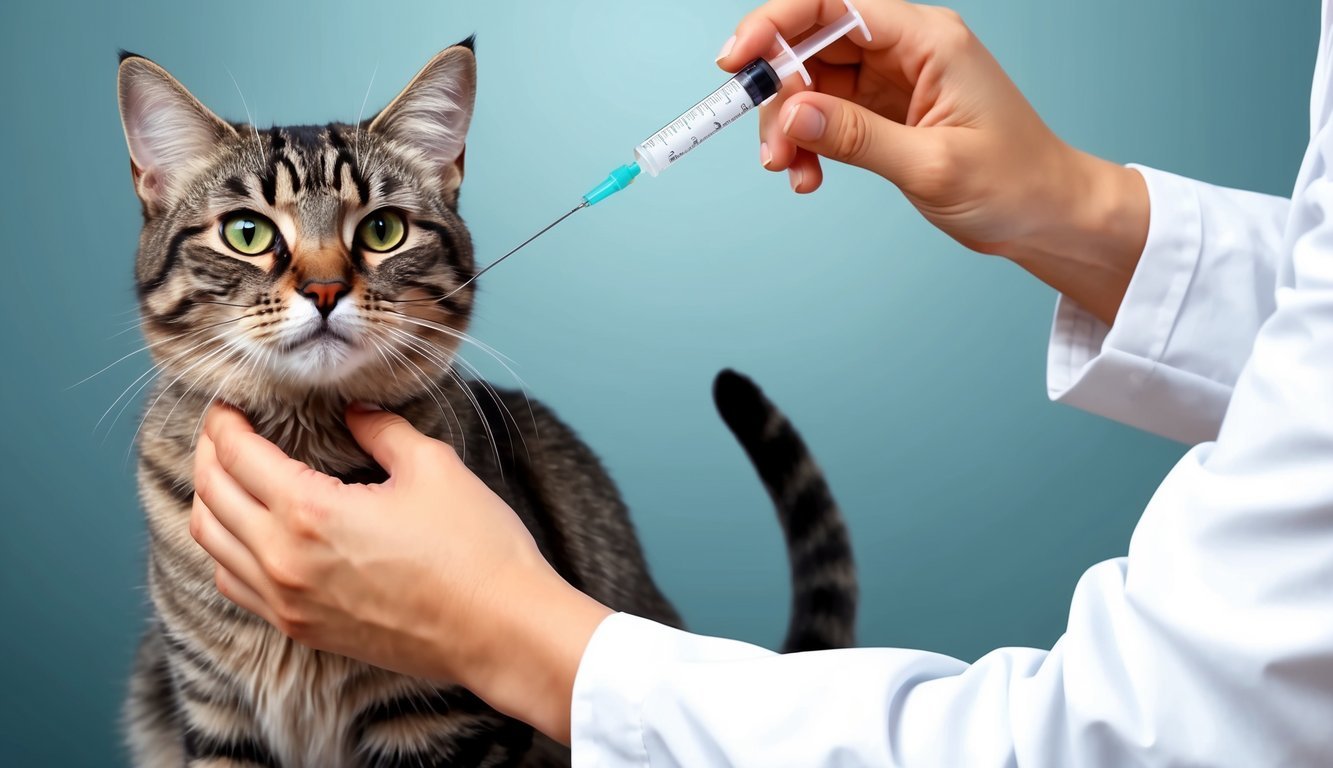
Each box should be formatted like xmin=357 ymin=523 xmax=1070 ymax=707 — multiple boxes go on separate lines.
xmin=117 ymin=41 xmax=477 ymax=408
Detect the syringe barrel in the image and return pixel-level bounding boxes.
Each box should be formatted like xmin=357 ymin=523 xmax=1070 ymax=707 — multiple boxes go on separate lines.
xmin=633 ymin=59 xmax=780 ymax=176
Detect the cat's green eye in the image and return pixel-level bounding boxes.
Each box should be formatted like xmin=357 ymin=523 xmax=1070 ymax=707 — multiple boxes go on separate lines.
xmin=220 ymin=212 xmax=277 ymax=256
xmin=357 ymin=209 xmax=407 ymax=253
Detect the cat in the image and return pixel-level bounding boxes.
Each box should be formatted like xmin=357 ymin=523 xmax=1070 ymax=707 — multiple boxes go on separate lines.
xmin=117 ymin=38 xmax=857 ymax=767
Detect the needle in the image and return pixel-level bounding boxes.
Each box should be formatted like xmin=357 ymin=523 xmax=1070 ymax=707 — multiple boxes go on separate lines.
xmin=450 ymin=201 xmax=588 ymax=295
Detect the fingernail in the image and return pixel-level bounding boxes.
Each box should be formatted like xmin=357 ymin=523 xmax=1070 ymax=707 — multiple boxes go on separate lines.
xmin=350 ymin=401 xmax=384 ymax=413
xmin=760 ymin=142 xmax=773 ymax=168
xmin=789 ymin=166 xmax=804 ymax=193
xmin=782 ymin=103 xmax=826 ymax=143
xmin=715 ymin=35 xmax=736 ymax=63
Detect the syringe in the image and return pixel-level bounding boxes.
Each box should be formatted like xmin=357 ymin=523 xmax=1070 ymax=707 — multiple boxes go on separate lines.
xmin=582 ymin=0 xmax=872 ymax=205
xmin=464 ymin=0 xmax=871 ymax=287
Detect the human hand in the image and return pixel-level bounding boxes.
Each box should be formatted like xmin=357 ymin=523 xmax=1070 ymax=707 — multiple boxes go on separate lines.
xmin=719 ymin=0 xmax=1148 ymax=323
xmin=189 ymin=403 xmax=611 ymax=743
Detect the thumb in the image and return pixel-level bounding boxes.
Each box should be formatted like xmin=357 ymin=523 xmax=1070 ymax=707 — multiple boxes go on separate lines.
xmin=345 ymin=404 xmax=440 ymax=476
xmin=779 ymin=92 xmax=925 ymax=184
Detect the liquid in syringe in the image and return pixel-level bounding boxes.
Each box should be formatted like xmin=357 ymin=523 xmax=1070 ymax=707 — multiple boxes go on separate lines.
xmin=463 ymin=0 xmax=872 ymax=286
xmin=581 ymin=0 xmax=872 ymax=205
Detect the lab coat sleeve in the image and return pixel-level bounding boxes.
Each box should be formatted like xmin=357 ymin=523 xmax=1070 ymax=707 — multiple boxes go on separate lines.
xmin=1046 ymin=165 xmax=1289 ymax=444
xmin=571 ymin=156 xmax=1333 ymax=763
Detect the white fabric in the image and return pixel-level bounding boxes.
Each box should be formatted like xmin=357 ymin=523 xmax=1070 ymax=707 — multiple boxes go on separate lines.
xmin=570 ymin=5 xmax=1333 ymax=764
xmin=1047 ymin=165 xmax=1288 ymax=445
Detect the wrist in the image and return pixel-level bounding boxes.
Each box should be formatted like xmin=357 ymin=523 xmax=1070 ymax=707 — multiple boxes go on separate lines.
xmin=1002 ymin=148 xmax=1150 ymax=325
xmin=455 ymin=558 xmax=612 ymax=744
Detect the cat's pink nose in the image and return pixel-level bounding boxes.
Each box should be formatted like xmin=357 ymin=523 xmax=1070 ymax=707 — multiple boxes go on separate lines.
xmin=300 ymin=279 xmax=350 ymax=318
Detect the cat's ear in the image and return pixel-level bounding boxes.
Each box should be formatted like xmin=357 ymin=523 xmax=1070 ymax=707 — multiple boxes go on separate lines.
xmin=368 ymin=39 xmax=476 ymax=196
xmin=117 ymin=52 xmax=237 ymax=215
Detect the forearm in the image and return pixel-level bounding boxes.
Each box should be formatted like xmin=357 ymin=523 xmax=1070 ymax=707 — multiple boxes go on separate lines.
xmin=453 ymin=559 xmax=612 ymax=745
xmin=1001 ymin=148 xmax=1151 ymax=327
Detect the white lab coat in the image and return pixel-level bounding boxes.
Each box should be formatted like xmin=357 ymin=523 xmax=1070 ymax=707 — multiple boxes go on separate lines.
xmin=569 ymin=6 xmax=1333 ymax=766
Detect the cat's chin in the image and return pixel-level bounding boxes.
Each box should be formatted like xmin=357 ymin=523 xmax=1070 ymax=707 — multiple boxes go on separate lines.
xmin=268 ymin=335 xmax=378 ymax=387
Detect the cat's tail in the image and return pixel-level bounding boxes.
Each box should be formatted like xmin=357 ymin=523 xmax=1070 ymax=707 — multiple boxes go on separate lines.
xmin=713 ymin=369 xmax=858 ymax=653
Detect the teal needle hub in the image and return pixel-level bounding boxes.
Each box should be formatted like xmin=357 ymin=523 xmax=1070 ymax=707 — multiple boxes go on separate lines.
xmin=582 ymin=162 xmax=641 ymax=206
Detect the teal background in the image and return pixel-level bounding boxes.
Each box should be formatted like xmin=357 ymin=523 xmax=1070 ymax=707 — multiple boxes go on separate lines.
xmin=0 ymin=1 xmax=1318 ymax=764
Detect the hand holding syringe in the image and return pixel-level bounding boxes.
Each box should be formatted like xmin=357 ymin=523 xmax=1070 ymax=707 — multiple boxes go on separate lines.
xmin=477 ymin=0 xmax=1138 ymax=329
xmin=581 ymin=0 xmax=871 ymax=205
xmin=462 ymin=0 xmax=871 ymax=286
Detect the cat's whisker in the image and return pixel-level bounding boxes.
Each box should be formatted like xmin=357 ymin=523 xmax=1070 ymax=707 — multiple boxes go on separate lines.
xmin=375 ymin=308 xmax=541 ymax=440
xmin=157 ymin=339 xmax=251 ymax=439
xmin=372 ymin=338 xmax=403 ymax=388
xmin=94 ymin=329 xmax=230 ymax=437
xmin=109 ymin=321 xmax=148 ymax=339
xmin=378 ymin=336 xmax=466 ymax=461
xmin=74 ymin=316 xmax=245 ymax=390
xmin=402 ymin=330 xmax=531 ymax=465
xmin=378 ymin=292 xmax=469 ymax=307
xmin=130 ymin=338 xmax=241 ymax=456
xmin=449 ymin=354 xmax=530 ymax=465
xmin=378 ymin=308 xmax=519 ymax=366
xmin=189 ymin=300 xmax=253 ymax=309
xmin=109 ymin=310 xmax=157 ymax=335
xmin=353 ymin=60 xmax=380 ymax=171
xmin=130 ymin=340 xmax=237 ymax=444
xmin=98 ymin=364 xmax=164 ymax=444
xmin=226 ymin=67 xmax=266 ymax=168
xmin=78 ymin=335 xmax=195 ymax=391
xmin=375 ymin=309 xmax=513 ymax=368
xmin=384 ymin=325 xmax=503 ymax=473
xmin=189 ymin=345 xmax=259 ymax=449
xmin=378 ymin=309 xmax=538 ymax=437
xmin=363 ymin=332 xmax=411 ymax=407
xmin=365 ymin=329 xmax=465 ymax=450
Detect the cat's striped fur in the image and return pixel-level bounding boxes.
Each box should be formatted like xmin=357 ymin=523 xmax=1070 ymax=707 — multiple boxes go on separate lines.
xmin=118 ymin=40 xmax=856 ymax=767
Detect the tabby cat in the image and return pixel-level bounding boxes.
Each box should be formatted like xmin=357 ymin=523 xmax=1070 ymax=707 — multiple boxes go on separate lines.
xmin=117 ymin=38 xmax=857 ymax=767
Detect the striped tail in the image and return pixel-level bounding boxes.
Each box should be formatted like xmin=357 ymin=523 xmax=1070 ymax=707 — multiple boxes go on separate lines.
xmin=713 ymin=369 xmax=858 ymax=653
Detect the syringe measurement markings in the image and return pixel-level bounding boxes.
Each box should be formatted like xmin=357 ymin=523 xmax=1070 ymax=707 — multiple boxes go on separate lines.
xmin=593 ymin=4 xmax=870 ymax=199
xmin=636 ymin=78 xmax=759 ymax=169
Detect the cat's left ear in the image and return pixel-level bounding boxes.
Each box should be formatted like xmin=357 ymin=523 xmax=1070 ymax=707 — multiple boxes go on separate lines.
xmin=369 ymin=39 xmax=476 ymax=197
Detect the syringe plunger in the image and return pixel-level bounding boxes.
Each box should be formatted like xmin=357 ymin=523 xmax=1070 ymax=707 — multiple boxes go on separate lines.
xmin=767 ymin=0 xmax=872 ymax=86
xmin=582 ymin=0 xmax=870 ymax=205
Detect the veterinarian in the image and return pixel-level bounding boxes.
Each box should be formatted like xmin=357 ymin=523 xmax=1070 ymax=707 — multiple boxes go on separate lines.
xmin=190 ymin=0 xmax=1333 ymax=763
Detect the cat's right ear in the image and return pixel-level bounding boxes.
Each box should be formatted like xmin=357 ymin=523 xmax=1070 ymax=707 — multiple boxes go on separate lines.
xmin=117 ymin=52 xmax=236 ymax=216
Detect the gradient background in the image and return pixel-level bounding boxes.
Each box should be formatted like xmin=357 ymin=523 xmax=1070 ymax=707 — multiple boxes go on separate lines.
xmin=0 ymin=1 xmax=1318 ymax=764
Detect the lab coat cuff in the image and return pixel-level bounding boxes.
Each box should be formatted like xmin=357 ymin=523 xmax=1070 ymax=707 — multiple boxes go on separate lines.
xmin=570 ymin=613 xmax=779 ymax=766
xmin=570 ymin=612 xmax=655 ymax=767
xmin=1047 ymin=166 xmax=1217 ymax=442
xmin=1103 ymin=165 xmax=1205 ymax=364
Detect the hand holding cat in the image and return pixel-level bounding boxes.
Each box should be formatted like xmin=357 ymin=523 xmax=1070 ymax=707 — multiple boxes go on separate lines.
xmin=719 ymin=0 xmax=1149 ymax=324
xmin=190 ymin=403 xmax=611 ymax=744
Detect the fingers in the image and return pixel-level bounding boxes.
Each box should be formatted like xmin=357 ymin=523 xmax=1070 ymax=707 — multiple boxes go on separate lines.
xmin=787 ymin=149 xmax=824 ymax=193
xmin=776 ymin=90 xmax=924 ymax=184
xmin=760 ymin=89 xmax=802 ymax=171
xmin=759 ymin=60 xmax=858 ymax=173
xmin=189 ymin=493 xmax=269 ymax=604
xmin=345 ymin=404 xmax=450 ymax=477
xmin=203 ymin=404 xmax=320 ymax=508
xmin=213 ymin=563 xmax=278 ymax=626
xmin=718 ymin=0 xmax=910 ymax=72
xmin=194 ymin=432 xmax=278 ymax=551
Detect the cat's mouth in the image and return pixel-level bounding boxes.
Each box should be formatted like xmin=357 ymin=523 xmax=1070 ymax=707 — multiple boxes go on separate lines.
xmin=268 ymin=320 xmax=376 ymax=384
xmin=279 ymin=324 xmax=354 ymax=354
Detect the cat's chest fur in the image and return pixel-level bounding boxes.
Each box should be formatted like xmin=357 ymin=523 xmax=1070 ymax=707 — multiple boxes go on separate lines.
xmin=246 ymin=394 xmax=386 ymax=477
xmin=236 ymin=636 xmax=367 ymax=768
xmin=138 ymin=385 xmax=512 ymax=767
